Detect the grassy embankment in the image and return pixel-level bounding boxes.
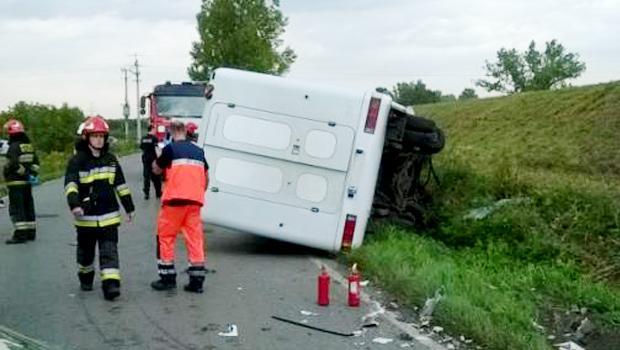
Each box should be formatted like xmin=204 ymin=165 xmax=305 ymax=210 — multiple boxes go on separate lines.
xmin=351 ymin=82 xmax=620 ymax=349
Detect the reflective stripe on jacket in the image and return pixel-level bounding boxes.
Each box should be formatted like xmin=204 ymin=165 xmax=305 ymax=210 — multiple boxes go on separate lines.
xmin=64 ymin=142 xmax=134 ymax=228
xmin=159 ymin=141 xmax=207 ymax=206
xmin=3 ymin=139 xmax=39 ymax=183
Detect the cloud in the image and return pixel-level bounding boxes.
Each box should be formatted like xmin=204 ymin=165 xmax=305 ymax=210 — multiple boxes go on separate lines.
xmin=0 ymin=0 xmax=199 ymax=21
xmin=0 ymin=2 xmax=200 ymax=117
xmin=0 ymin=0 xmax=619 ymax=118
xmin=282 ymin=0 xmax=620 ymax=95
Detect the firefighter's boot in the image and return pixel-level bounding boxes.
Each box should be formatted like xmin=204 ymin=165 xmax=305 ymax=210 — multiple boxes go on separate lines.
xmin=151 ymin=275 xmax=176 ymax=291
xmin=184 ymin=275 xmax=205 ymax=293
xmin=151 ymin=262 xmax=177 ymax=291
xmin=26 ymin=230 xmax=36 ymax=241
xmin=5 ymin=231 xmax=27 ymax=244
xmin=184 ymin=266 xmax=206 ymax=293
xmin=102 ymin=279 xmax=121 ymax=301
xmin=5 ymin=237 xmax=27 ymax=244
xmin=78 ymin=271 xmax=95 ymax=291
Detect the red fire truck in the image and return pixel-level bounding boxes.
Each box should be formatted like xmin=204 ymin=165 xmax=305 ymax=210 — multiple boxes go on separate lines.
xmin=140 ymin=81 xmax=207 ymax=142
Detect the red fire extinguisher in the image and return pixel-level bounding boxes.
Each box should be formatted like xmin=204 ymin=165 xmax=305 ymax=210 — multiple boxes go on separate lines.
xmin=317 ymin=265 xmax=330 ymax=306
xmin=348 ymin=263 xmax=361 ymax=307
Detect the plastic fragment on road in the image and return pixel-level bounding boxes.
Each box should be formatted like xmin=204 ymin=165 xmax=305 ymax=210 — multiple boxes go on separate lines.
xmin=372 ymin=337 xmax=394 ymax=344
xmin=300 ymin=310 xmax=319 ymax=316
xmin=0 ymin=338 xmax=23 ymax=350
xmin=361 ymin=301 xmax=385 ymax=325
xmin=218 ymin=324 xmax=238 ymax=337
xmin=419 ymin=288 xmax=443 ymax=318
xmin=554 ymin=341 xmax=585 ymax=350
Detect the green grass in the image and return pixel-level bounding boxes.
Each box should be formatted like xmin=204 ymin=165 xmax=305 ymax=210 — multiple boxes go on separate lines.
xmin=351 ymin=82 xmax=620 ymax=349
xmin=352 ymin=227 xmax=620 ymax=350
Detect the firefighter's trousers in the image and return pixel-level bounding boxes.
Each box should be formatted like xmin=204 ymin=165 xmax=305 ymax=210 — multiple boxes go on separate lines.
xmin=76 ymin=226 xmax=121 ymax=288
xmin=8 ymin=183 xmax=36 ymax=241
xmin=142 ymin=160 xmax=162 ymax=198
xmin=157 ymin=204 xmax=205 ymax=266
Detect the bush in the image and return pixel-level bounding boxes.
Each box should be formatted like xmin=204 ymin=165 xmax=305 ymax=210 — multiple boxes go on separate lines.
xmin=0 ymin=102 xmax=84 ymax=153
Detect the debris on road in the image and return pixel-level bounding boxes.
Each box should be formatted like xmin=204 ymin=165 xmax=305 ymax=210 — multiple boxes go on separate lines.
xmin=575 ymin=317 xmax=594 ymax=340
xmin=372 ymin=337 xmax=394 ymax=344
xmin=554 ymin=341 xmax=585 ymax=350
xmin=419 ymin=288 xmax=443 ymax=319
xmin=352 ymin=330 xmax=364 ymax=337
xmin=300 ymin=310 xmax=319 ymax=316
xmin=387 ymin=301 xmax=399 ymax=310
xmin=399 ymin=333 xmax=414 ymax=341
xmin=217 ymin=324 xmax=238 ymax=337
xmin=361 ymin=301 xmax=385 ymax=326
xmin=271 ymin=316 xmax=354 ymax=337
xmin=362 ymin=320 xmax=379 ymax=328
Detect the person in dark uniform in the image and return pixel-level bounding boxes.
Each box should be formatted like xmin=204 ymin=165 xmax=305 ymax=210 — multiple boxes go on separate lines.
xmin=64 ymin=116 xmax=135 ymax=301
xmin=140 ymin=125 xmax=162 ymax=200
xmin=3 ymin=119 xmax=39 ymax=244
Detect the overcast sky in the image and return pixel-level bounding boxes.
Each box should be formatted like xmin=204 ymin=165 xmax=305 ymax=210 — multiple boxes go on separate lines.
xmin=1 ymin=0 xmax=618 ymax=119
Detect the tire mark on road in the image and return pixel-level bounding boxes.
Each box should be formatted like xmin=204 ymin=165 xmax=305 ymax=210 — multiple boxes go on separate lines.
xmin=77 ymin=296 xmax=110 ymax=345
xmin=135 ymin=298 xmax=197 ymax=350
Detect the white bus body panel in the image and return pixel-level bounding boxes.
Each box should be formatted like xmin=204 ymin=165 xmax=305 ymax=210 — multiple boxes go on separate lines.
xmin=198 ymin=68 xmax=390 ymax=252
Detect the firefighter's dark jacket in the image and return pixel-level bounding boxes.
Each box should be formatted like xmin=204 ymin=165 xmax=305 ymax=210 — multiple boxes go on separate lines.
xmin=140 ymin=134 xmax=158 ymax=162
xmin=64 ymin=140 xmax=135 ymax=228
xmin=3 ymin=134 xmax=40 ymax=186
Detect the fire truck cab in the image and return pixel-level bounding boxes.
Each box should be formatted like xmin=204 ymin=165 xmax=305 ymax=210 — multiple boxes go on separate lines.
xmin=140 ymin=81 xmax=206 ymax=142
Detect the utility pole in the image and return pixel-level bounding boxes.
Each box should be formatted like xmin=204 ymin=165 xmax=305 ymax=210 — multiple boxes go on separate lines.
xmin=121 ymin=68 xmax=130 ymax=140
xmin=128 ymin=55 xmax=142 ymax=142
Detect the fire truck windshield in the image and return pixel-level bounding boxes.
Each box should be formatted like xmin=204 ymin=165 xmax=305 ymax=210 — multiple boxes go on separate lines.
xmin=156 ymin=96 xmax=204 ymax=118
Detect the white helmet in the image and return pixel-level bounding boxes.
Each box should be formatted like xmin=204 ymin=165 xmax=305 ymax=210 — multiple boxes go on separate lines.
xmin=76 ymin=121 xmax=86 ymax=135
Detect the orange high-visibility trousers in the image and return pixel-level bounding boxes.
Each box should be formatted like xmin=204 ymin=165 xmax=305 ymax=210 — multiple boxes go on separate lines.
xmin=157 ymin=205 xmax=205 ymax=265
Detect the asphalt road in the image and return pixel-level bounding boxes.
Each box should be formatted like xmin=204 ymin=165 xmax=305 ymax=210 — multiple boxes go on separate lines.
xmin=0 ymin=154 xmax=431 ymax=350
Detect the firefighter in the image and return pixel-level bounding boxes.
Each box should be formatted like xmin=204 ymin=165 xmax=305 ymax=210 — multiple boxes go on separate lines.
xmin=64 ymin=116 xmax=135 ymax=301
xmin=140 ymin=125 xmax=162 ymax=200
xmin=150 ymin=121 xmax=209 ymax=293
xmin=3 ymin=119 xmax=39 ymax=244
xmin=186 ymin=122 xmax=199 ymax=143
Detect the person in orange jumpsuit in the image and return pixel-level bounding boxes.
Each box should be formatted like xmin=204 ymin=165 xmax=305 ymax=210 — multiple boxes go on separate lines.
xmin=150 ymin=121 xmax=209 ymax=293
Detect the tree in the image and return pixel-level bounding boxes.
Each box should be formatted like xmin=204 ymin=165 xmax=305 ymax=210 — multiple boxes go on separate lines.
xmin=392 ymin=80 xmax=442 ymax=106
xmin=477 ymin=39 xmax=586 ymax=94
xmin=440 ymin=94 xmax=456 ymax=103
xmin=0 ymin=102 xmax=84 ymax=153
xmin=459 ymin=88 xmax=478 ymax=100
xmin=188 ymin=0 xmax=296 ymax=81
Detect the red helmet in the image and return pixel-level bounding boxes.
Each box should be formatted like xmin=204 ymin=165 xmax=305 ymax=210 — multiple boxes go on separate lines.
xmin=186 ymin=122 xmax=198 ymax=135
xmin=3 ymin=119 xmax=25 ymax=135
xmin=82 ymin=115 xmax=109 ymax=136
